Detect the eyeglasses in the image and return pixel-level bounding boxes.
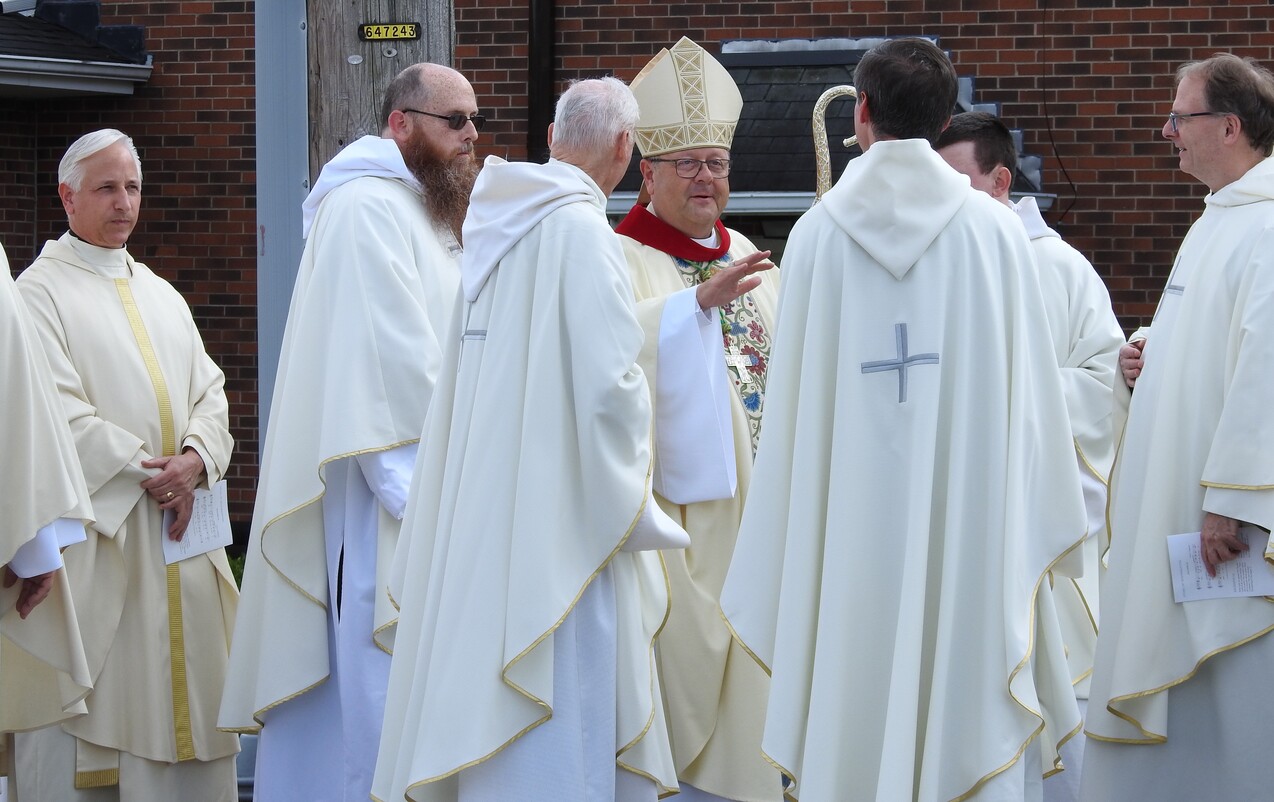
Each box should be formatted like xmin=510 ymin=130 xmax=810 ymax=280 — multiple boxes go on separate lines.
xmin=647 ymin=157 xmax=732 ymax=179
xmin=401 ymin=108 xmax=486 ymax=131
xmin=1167 ymin=110 xmax=1230 ymax=134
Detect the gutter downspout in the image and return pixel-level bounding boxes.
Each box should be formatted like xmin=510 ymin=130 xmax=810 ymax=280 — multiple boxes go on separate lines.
xmin=527 ymin=0 xmax=554 ymax=163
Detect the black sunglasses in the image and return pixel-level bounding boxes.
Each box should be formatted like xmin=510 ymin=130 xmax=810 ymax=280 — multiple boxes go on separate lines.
xmin=401 ymin=108 xmax=486 ymax=131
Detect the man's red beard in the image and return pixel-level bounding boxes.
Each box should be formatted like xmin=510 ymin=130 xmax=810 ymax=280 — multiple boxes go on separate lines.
xmin=402 ymin=134 xmax=479 ymax=244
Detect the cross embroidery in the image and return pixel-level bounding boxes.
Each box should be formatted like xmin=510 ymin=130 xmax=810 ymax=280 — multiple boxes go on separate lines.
xmin=725 ymin=348 xmax=755 ymax=384
xmin=860 ymin=323 xmax=939 ymax=403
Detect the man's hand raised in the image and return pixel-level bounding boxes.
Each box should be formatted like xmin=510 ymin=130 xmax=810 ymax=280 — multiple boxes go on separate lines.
xmin=696 ymin=251 xmax=774 ymax=312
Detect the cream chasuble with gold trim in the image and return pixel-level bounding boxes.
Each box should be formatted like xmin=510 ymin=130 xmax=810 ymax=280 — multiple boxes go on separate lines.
xmin=372 ymin=157 xmax=677 ymax=802
xmin=16 ymin=233 xmax=237 ymax=787
xmin=618 ymin=216 xmax=782 ymax=802
xmin=0 ymin=252 xmax=93 ymax=734
xmin=1084 ymin=158 xmax=1274 ymax=788
xmin=219 ymin=138 xmax=461 ymax=802
xmin=721 ymin=140 xmax=1087 ymax=802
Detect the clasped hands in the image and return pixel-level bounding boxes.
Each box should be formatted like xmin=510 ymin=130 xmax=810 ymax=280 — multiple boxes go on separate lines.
xmin=141 ymin=448 xmax=206 ymax=541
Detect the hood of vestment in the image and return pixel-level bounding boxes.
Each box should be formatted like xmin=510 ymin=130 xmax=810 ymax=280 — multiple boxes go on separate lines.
xmin=1011 ymin=195 xmax=1060 ymax=241
xmin=820 ymin=138 xmax=970 ymax=280
xmin=461 ymin=156 xmax=603 ymax=301
xmin=1205 ymin=154 xmax=1274 ymax=209
xmin=302 ymin=135 xmax=418 ymax=238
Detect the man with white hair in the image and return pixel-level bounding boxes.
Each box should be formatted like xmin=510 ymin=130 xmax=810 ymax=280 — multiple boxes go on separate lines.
xmin=14 ymin=129 xmax=237 ymax=801
xmin=372 ymin=77 xmax=683 ymax=802
xmin=219 ymin=62 xmax=479 ymax=802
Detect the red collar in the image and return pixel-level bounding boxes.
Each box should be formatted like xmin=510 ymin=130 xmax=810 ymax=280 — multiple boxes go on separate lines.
xmin=615 ymin=204 xmax=731 ymax=262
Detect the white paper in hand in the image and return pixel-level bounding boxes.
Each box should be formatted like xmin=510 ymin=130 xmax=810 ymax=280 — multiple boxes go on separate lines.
xmin=162 ymin=480 xmax=234 ymax=565
xmin=1167 ymin=526 xmax=1274 ymax=603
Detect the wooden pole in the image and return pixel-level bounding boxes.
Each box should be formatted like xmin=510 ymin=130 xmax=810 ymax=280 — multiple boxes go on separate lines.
xmin=306 ymin=0 xmax=454 ymax=179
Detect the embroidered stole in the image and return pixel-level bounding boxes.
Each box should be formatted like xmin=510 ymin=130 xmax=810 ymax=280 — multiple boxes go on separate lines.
xmin=673 ymin=256 xmax=771 ymax=455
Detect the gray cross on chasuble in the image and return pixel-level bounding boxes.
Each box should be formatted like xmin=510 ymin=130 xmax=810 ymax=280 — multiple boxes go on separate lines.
xmin=674 ymin=256 xmax=771 ymax=455
xmin=861 ymin=322 xmax=940 ymax=403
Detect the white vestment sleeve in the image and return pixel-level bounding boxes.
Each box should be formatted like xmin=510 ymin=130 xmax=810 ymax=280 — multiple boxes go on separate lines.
xmin=355 ymin=443 xmax=419 ymax=520
xmin=623 ymin=489 xmax=691 ymax=552
xmin=653 ymin=287 xmax=737 ymax=504
xmin=50 ymin=517 xmax=87 ymax=550
xmin=7 ymin=523 xmax=67 ymax=578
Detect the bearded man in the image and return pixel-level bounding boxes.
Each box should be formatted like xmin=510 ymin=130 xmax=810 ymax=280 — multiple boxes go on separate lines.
xmin=218 ymin=62 xmax=481 ymax=802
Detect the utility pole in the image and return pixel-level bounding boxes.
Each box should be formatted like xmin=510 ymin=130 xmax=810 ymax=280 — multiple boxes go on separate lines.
xmin=306 ymin=0 xmax=454 ymax=178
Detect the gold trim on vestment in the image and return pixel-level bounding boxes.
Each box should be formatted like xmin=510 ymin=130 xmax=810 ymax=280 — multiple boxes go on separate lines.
xmin=114 ymin=278 xmax=195 ymax=761
xmin=371 ymin=619 xmax=395 ymax=656
xmin=1200 ymin=480 xmax=1274 ymax=490
xmin=74 ymin=768 xmax=119 ymax=789
xmin=1085 ymin=623 xmax=1274 ymax=745
xmin=114 ymin=279 xmax=175 ymax=456
xmin=1064 ymin=574 xmax=1099 ymax=636
xmin=218 ymin=675 xmax=330 ymax=734
xmin=1074 ymin=438 xmax=1109 ymax=489
xmin=166 ymin=563 xmax=195 ymax=760
xmin=617 ymin=546 xmax=673 ymax=764
xmin=718 ymin=608 xmax=772 ymax=678
xmin=402 ymin=449 xmax=673 ymax=796
xmin=728 ymin=528 xmax=1089 ymax=800
xmin=229 ymin=440 xmax=421 ymax=730
xmin=1043 ymin=718 xmax=1085 ymax=779
xmin=258 ymin=439 xmax=422 ymax=609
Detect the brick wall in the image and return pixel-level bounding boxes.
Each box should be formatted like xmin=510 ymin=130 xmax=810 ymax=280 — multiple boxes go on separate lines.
xmin=453 ymin=0 xmax=1274 ymax=333
xmin=3 ymin=1 xmax=1271 ymax=525
xmin=1 ymin=0 xmax=258 ymax=524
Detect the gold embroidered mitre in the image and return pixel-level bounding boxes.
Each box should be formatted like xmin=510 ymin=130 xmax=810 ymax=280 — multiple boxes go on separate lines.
xmin=631 ymin=37 xmax=743 ymax=157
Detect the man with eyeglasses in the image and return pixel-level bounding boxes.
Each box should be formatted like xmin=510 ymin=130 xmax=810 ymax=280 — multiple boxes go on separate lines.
xmin=614 ymin=38 xmax=782 ymax=802
xmin=1082 ymin=54 xmax=1274 ymax=801
xmin=220 ymin=62 xmax=480 ymax=802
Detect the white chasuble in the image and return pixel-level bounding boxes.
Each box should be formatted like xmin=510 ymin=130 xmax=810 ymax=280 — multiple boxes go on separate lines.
xmin=16 ymin=233 xmax=237 ymax=792
xmin=721 ymin=140 xmax=1087 ymax=802
xmin=0 ymin=252 xmax=93 ymax=734
xmin=219 ymin=136 xmax=460 ymax=802
xmin=1012 ymin=196 xmax=1125 ymax=708
xmin=371 ymin=158 xmax=676 ymax=802
xmin=617 ymin=207 xmax=784 ymax=802
xmin=1082 ymin=157 xmax=1274 ymax=799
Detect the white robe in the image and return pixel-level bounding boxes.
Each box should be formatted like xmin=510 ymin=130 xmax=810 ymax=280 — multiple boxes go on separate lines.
xmin=218 ymin=136 xmax=460 ymax=802
xmin=1011 ymin=197 xmax=1125 ymax=800
xmin=0 ymin=251 xmax=92 ymax=735
xmin=371 ymin=157 xmax=678 ymax=802
xmin=1082 ymin=157 xmax=1274 ymax=799
xmin=720 ymin=140 xmax=1087 ymax=802
xmin=15 ymin=233 xmax=238 ymax=799
xmin=617 ymin=214 xmax=783 ymax=802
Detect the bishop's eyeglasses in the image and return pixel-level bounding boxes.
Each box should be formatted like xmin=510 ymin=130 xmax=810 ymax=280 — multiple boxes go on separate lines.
xmin=646 ymin=157 xmax=733 ymax=179
xmin=1166 ymin=110 xmax=1230 ymax=134
xmin=402 ymin=108 xmax=487 ymax=131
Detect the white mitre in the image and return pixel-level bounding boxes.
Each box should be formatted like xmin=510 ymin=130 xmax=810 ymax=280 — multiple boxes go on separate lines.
xmin=631 ymin=36 xmax=743 ymax=157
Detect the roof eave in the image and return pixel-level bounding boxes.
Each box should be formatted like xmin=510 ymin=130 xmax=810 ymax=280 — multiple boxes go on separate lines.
xmin=0 ymin=53 xmax=151 ymax=97
xmin=607 ymin=190 xmax=1055 ymax=217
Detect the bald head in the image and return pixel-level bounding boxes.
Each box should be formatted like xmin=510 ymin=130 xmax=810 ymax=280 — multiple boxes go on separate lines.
xmin=380 ymin=63 xmax=471 ymax=131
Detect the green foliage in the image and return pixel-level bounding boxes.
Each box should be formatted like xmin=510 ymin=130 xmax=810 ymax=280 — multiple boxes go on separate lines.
xmin=227 ymin=550 xmax=246 ymax=587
